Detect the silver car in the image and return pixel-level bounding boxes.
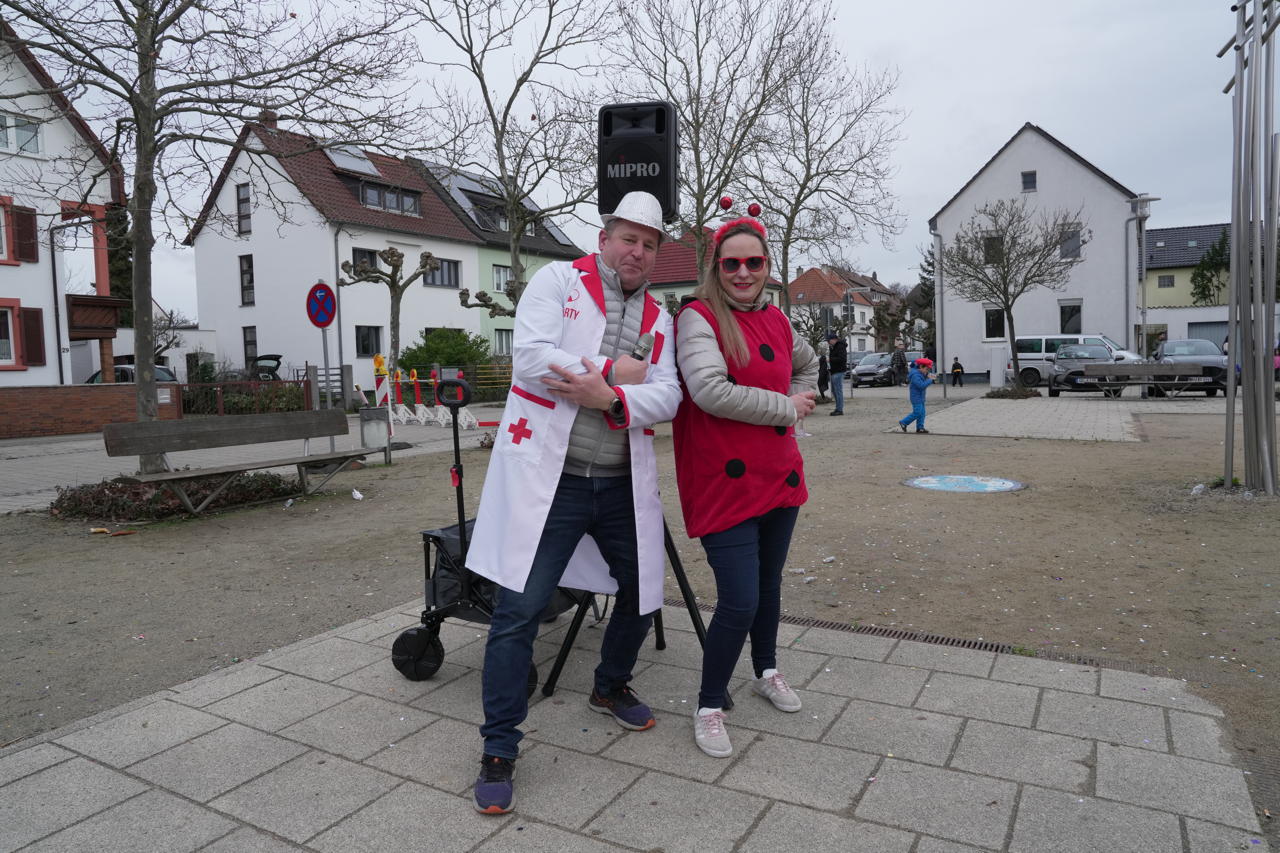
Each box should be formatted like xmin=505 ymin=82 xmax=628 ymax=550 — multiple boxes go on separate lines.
xmin=1046 ymin=344 xmax=1126 ymax=398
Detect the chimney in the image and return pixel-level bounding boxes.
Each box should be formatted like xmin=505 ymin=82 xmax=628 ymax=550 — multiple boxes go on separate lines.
xmin=258 ymin=108 xmax=278 ymax=129
xmin=795 ymin=266 xmax=803 ymax=278
xmin=872 ymin=271 xmax=878 ymax=282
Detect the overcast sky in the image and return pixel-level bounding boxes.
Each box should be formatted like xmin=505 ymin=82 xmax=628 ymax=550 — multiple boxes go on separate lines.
xmin=151 ymin=0 xmax=1242 ymax=319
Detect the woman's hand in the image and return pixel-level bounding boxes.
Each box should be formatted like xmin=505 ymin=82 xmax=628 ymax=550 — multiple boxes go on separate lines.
xmin=790 ymin=390 xmax=817 ymax=419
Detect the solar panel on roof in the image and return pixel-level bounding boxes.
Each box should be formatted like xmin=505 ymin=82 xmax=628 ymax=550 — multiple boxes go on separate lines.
xmin=325 ymin=146 xmax=382 ymax=177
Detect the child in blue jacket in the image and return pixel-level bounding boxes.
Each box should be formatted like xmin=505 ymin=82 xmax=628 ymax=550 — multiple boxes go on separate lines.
xmin=898 ymin=358 xmax=938 ymax=434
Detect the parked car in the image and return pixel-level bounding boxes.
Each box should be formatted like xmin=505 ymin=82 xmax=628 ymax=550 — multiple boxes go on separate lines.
xmin=1151 ymin=339 xmax=1228 ymax=397
xmin=1046 ymin=344 xmax=1127 ymax=398
xmin=850 ymin=351 xmax=923 ymax=387
xmin=84 ymin=365 xmax=178 ymax=383
xmin=1005 ymin=334 xmax=1142 ymax=386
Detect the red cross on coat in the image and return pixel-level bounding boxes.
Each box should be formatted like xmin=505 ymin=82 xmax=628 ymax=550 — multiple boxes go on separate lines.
xmin=508 ymin=417 xmax=533 ymax=445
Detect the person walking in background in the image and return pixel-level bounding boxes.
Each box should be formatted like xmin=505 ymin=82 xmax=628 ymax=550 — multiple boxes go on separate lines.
xmin=672 ymin=215 xmax=818 ymax=759
xmin=898 ymin=357 xmax=939 ymax=434
xmin=890 ymin=343 xmax=908 ymax=386
xmin=950 ymin=356 xmax=965 ymax=387
xmin=817 ymin=348 xmax=830 ymax=403
xmin=826 ymin=332 xmax=848 ymax=415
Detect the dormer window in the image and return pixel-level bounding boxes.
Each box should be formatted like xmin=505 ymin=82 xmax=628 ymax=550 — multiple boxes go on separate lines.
xmin=359 ymin=182 xmax=421 ymax=216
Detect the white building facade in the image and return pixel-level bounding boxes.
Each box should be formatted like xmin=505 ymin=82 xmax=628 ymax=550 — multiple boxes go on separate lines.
xmin=1 ymin=23 xmax=124 ymax=386
xmin=930 ymin=124 xmax=1144 ymax=380
xmin=189 ymin=123 xmax=487 ymax=391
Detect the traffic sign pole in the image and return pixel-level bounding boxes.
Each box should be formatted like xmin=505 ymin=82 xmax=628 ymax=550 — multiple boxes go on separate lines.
xmin=306 ymin=281 xmax=338 ymax=452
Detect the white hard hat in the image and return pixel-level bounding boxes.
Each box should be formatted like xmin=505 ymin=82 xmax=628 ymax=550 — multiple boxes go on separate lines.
xmin=601 ymin=191 xmax=667 ymax=242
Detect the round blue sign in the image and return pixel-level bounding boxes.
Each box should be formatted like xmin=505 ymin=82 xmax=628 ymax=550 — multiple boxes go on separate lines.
xmin=306 ymin=282 xmax=336 ymax=328
xmin=903 ymin=475 xmax=1025 ymax=493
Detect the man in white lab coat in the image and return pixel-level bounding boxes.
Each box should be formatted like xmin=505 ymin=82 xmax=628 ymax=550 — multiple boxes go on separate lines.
xmin=469 ymin=192 xmax=681 ymax=814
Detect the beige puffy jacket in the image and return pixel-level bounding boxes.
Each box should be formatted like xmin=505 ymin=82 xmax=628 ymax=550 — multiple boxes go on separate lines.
xmin=676 ymin=299 xmax=819 ymax=426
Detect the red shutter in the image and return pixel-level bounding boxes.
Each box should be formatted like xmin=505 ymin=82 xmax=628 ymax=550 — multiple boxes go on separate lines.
xmin=20 ymin=307 xmax=45 ymax=366
xmin=13 ymin=207 xmax=38 ymax=262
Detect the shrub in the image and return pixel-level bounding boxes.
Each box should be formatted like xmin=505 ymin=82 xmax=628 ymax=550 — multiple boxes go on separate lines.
xmin=50 ymin=472 xmax=300 ymax=521
xmin=400 ymin=328 xmax=491 ymax=367
xmin=985 ymin=386 xmax=1042 ymax=399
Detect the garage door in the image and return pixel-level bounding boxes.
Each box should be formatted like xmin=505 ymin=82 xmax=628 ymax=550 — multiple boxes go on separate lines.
xmin=1188 ymin=321 xmax=1228 ymax=350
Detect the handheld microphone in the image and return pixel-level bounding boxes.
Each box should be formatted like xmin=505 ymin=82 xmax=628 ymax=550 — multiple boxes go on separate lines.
xmin=630 ymin=332 xmax=655 ymax=361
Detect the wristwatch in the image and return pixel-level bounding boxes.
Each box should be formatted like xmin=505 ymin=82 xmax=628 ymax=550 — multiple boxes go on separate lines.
xmin=607 ymin=394 xmax=625 ymax=421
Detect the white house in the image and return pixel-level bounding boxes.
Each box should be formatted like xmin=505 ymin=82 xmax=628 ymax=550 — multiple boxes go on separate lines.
xmin=187 ymin=119 xmax=490 ymax=391
xmin=786 ymin=266 xmax=879 ymax=354
xmin=0 ymin=20 xmax=125 ymax=386
xmin=930 ymin=123 xmax=1146 ymax=380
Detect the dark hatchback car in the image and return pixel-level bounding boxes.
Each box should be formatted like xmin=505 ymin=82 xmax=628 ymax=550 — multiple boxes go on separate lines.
xmin=850 ymin=351 xmax=923 ymax=387
xmin=1152 ymin=339 xmax=1228 ymax=396
xmin=1046 ymin=344 xmax=1127 ymax=397
xmin=84 ymin=364 xmax=178 ymax=383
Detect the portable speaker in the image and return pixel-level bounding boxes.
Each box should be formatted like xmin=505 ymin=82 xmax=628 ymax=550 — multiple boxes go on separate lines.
xmin=598 ymin=101 xmax=679 ymax=223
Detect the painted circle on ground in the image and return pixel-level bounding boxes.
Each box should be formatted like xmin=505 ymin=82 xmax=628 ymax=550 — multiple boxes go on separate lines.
xmin=903 ymin=475 xmax=1025 ymax=493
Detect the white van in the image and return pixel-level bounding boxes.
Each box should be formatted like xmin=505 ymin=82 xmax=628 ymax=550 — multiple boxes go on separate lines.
xmin=1005 ymin=334 xmax=1142 ymax=386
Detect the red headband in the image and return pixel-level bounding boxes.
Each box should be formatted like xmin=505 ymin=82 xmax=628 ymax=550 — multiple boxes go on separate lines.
xmin=712 ymin=217 xmax=767 ymax=247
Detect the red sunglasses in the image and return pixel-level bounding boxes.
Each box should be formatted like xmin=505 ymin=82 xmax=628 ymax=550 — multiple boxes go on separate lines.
xmin=718 ymin=256 xmax=767 ymax=274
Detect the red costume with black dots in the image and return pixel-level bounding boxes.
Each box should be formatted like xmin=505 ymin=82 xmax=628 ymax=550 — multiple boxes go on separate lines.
xmin=672 ymin=299 xmax=807 ymax=538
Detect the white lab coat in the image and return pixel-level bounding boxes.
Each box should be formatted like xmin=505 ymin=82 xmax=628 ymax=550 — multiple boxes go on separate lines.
xmin=467 ymin=255 xmax=681 ymax=615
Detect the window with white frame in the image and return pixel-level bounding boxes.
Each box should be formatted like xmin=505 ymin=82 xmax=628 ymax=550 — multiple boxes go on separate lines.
xmin=355 ymin=325 xmax=381 ymax=357
xmin=0 ymin=113 xmax=42 ymax=155
xmin=239 ymin=255 xmax=254 ymax=305
xmin=1157 ymin=274 xmax=1175 ymax=288
xmin=424 ymin=259 xmax=460 ymax=288
xmin=0 ymin=307 xmax=14 ymax=364
xmin=494 ymin=328 xmax=513 ymax=356
xmin=1060 ymin=225 xmax=1082 ymax=259
xmin=0 ymin=204 xmax=7 ymax=261
xmin=235 ymin=183 xmax=251 ymax=234
xmin=492 ymin=264 xmax=512 ymax=293
xmin=351 ymin=247 xmax=379 ymax=271
xmin=1059 ymin=300 xmax=1082 ymax=334
xmin=984 ymin=308 xmax=1005 ymax=339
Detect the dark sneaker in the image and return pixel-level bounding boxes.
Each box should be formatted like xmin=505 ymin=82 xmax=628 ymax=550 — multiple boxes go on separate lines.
xmin=898 ymin=422 xmax=907 ymax=433
xmin=829 ymin=410 xmax=843 ymax=416
xmin=589 ymin=685 xmax=656 ymax=730
xmin=916 ymin=428 xmax=930 ymax=434
xmin=473 ymin=755 xmax=515 ymax=814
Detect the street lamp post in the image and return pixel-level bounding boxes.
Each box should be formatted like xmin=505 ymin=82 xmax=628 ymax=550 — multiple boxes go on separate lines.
xmin=1130 ymin=194 xmax=1160 ymax=397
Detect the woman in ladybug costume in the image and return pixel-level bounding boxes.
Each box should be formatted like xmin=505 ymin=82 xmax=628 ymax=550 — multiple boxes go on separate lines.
xmin=673 ymin=216 xmax=818 ymax=757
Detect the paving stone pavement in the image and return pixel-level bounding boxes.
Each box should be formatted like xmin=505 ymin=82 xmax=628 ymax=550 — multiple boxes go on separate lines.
xmin=0 ymin=602 xmax=1269 ymax=852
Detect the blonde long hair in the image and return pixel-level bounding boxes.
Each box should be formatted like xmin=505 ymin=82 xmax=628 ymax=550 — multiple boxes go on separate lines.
xmin=691 ymin=221 xmax=771 ymax=367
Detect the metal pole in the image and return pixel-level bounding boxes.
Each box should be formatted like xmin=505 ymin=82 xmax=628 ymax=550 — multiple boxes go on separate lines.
xmin=1262 ymin=23 xmax=1278 ymax=493
xmin=1139 ymin=214 xmax=1149 ymax=398
xmin=1225 ymin=0 xmax=1247 ymax=485
xmin=933 ymin=231 xmax=946 ymax=401
xmin=320 ymin=326 xmax=335 ymax=453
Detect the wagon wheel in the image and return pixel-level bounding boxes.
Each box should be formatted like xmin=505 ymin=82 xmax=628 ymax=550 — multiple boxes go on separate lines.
xmin=391 ymin=627 xmax=444 ymax=681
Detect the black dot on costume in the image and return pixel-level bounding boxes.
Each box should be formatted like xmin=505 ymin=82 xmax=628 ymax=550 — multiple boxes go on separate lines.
xmin=725 ymin=459 xmax=747 ymax=478
xmin=785 ymin=470 xmax=801 ymax=487
xmin=726 ymin=374 xmax=738 ymax=385
xmin=775 ymin=426 xmax=787 ymax=436
xmin=758 ymin=344 xmax=775 ymax=362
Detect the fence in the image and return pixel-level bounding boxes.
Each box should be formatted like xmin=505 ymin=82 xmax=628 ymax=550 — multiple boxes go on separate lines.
xmin=398 ymin=362 xmax=512 ymax=405
xmin=179 ymin=379 xmax=311 ymax=416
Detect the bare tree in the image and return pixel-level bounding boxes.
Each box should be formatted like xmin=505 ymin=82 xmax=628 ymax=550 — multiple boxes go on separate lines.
xmin=789 ymin=302 xmax=849 ymax=352
xmin=152 ymin=306 xmax=193 ymax=362
xmin=939 ymin=197 xmax=1088 ymax=388
xmin=614 ymin=0 xmax=820 ymax=274
xmin=745 ymin=30 xmax=903 ymax=313
xmin=2 ymin=0 xmax=424 ymax=469
xmin=338 ymin=247 xmax=440 ymax=375
xmin=414 ymin=0 xmax=611 ymax=317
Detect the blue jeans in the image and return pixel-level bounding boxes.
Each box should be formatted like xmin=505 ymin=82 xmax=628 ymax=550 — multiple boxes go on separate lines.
xmin=900 ymin=401 xmax=926 ymax=430
xmin=479 ymin=473 xmax=652 ymax=759
xmin=696 ymin=505 xmax=800 ymax=709
xmin=830 ymin=371 xmax=845 ymax=412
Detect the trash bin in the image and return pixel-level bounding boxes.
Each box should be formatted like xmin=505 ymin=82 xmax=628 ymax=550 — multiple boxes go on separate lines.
xmin=359 ymin=406 xmax=389 ymax=449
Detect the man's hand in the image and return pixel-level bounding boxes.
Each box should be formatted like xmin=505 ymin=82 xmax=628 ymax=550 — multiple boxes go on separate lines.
xmin=611 ymin=354 xmax=648 ymax=386
xmin=543 ymin=358 xmax=617 ymax=410
xmin=790 ymin=390 xmax=817 ymax=419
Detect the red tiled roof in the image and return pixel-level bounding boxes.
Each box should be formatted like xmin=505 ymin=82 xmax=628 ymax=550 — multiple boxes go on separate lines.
xmin=185 ymin=124 xmax=481 ymax=245
xmin=788 ymin=267 xmax=875 ymax=306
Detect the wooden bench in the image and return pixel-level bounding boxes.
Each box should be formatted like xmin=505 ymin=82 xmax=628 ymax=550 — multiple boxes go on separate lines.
xmin=102 ymin=409 xmax=368 ymax=514
xmin=1079 ymin=363 xmax=1215 ymax=398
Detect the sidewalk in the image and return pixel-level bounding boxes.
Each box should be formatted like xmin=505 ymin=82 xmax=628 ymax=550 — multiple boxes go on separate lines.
xmin=0 ymin=603 xmax=1268 ymax=852
xmin=0 ymin=407 xmax=506 ymax=515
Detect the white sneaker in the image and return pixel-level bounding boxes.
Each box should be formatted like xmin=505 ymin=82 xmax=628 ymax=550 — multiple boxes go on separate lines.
xmin=751 ymin=671 xmax=802 ymax=712
xmin=693 ymin=709 xmax=732 ymax=758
